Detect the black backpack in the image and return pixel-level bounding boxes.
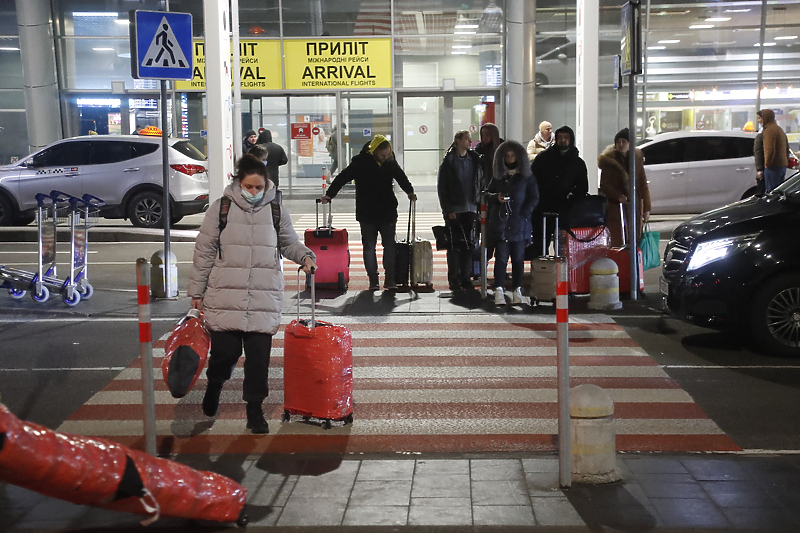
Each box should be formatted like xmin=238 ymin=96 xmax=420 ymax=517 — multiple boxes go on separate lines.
xmin=217 ymin=195 xmax=282 ymax=260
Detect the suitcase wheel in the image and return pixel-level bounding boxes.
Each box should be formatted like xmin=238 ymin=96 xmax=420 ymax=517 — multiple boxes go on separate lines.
xmin=281 ymin=410 xmax=291 ymax=422
xmin=236 ymin=509 xmax=249 ymax=527
xmin=322 ymin=419 xmax=332 ymax=430
xmin=344 ymin=413 xmax=354 ymax=425
xmin=337 ymin=272 xmax=347 ymax=291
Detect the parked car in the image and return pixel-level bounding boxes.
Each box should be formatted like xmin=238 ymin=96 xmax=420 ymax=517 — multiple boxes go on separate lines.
xmin=661 ymin=170 xmax=800 ymax=357
xmin=0 ymin=135 xmax=209 ymax=228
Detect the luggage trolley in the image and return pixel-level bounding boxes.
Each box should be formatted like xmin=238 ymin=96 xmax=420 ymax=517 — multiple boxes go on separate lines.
xmin=59 ymin=191 xmax=105 ymax=306
xmin=0 ymin=192 xmax=64 ymax=302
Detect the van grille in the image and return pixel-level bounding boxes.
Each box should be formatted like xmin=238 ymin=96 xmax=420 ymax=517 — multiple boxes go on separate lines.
xmin=663 ymin=240 xmax=690 ymax=273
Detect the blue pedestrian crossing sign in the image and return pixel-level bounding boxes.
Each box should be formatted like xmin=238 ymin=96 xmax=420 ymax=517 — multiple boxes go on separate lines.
xmin=130 ymin=10 xmax=193 ymax=80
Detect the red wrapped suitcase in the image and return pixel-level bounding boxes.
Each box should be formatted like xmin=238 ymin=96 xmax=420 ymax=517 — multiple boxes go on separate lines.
xmin=282 ymin=269 xmax=354 ymax=429
xmin=304 ymin=199 xmax=350 ymax=290
xmin=564 ymin=227 xmax=611 ymax=294
xmin=161 ymin=309 xmax=210 ymax=398
xmin=607 ymin=203 xmax=644 ymax=294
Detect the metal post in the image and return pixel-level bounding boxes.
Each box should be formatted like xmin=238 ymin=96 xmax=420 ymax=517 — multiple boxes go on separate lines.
xmin=755 ymin=0 xmax=767 ymax=115
xmin=556 ymin=255 xmax=571 ymax=488
xmin=480 ymin=191 xmax=487 ymax=298
xmin=231 ymin=0 xmax=243 ymax=160
xmin=136 ymin=258 xmax=157 ymax=456
xmin=161 ymin=80 xmax=173 ymax=298
xmin=628 ymin=71 xmax=639 ymax=299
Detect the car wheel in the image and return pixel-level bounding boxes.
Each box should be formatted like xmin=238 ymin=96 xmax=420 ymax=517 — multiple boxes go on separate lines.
xmin=750 ymin=273 xmax=800 ymax=358
xmin=128 ymin=191 xmax=163 ymax=228
xmin=0 ymin=194 xmax=16 ymax=226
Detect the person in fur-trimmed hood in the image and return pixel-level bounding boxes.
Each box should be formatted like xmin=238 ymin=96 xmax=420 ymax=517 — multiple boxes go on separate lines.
xmin=486 ymin=140 xmax=540 ymax=306
xmin=598 ymin=128 xmax=652 ymax=247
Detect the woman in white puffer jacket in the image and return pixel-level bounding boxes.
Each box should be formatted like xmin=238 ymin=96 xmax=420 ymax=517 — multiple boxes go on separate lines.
xmin=188 ymin=154 xmax=316 ymax=434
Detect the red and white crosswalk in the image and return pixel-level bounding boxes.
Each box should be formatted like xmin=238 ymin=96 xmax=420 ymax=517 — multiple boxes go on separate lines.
xmin=58 ymin=311 xmax=740 ymax=455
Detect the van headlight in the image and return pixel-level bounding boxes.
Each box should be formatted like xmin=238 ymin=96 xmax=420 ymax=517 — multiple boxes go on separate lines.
xmin=687 ymin=235 xmax=757 ymax=271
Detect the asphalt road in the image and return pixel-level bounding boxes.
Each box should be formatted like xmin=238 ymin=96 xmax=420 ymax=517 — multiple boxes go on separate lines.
xmin=1 ymin=209 xmax=799 ymax=452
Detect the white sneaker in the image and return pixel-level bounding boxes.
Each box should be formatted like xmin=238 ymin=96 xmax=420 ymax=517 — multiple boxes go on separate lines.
xmin=511 ymin=287 xmax=524 ymax=305
xmin=494 ymin=287 xmax=505 ymax=305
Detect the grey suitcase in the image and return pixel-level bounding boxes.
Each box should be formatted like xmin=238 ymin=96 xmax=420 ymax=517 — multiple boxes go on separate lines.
xmin=530 ymin=213 xmax=559 ymax=303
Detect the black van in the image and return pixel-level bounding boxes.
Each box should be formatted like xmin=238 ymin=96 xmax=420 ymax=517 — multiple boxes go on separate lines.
xmin=661 ymin=172 xmax=800 ymax=357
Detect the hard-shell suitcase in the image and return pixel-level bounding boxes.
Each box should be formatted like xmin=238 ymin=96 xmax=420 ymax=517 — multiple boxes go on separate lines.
xmin=395 ymin=200 xmax=434 ymax=288
xmin=282 ymin=269 xmax=354 ymax=429
xmin=565 ymin=227 xmax=611 ymax=294
xmin=530 ymin=213 xmax=559 ymax=303
xmin=304 ymin=199 xmax=349 ymax=290
xmin=608 ymin=203 xmax=644 ymax=294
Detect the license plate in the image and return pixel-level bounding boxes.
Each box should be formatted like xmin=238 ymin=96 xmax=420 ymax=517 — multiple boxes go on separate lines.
xmin=659 ymin=276 xmax=669 ymax=296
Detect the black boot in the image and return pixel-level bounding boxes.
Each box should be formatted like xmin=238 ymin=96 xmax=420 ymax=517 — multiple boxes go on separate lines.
xmin=202 ymin=381 xmax=223 ymax=417
xmin=246 ymin=402 xmax=269 ymax=434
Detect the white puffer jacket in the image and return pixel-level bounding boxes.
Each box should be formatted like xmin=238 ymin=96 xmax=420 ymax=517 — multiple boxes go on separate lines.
xmin=187 ymin=180 xmax=314 ymax=334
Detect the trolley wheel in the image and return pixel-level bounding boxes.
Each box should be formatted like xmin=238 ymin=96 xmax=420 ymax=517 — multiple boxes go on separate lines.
xmin=31 ymin=286 xmax=49 ymax=303
xmin=62 ymin=290 xmax=81 ymax=307
xmin=78 ymin=283 xmax=94 ymax=300
xmin=281 ymin=411 xmax=290 ymax=422
xmin=236 ymin=509 xmax=249 ymax=527
xmin=337 ymin=272 xmax=347 ymax=291
xmin=8 ymin=287 xmax=26 ymax=299
xmin=322 ymin=419 xmax=332 ymax=430
xmin=344 ymin=413 xmax=354 ymax=425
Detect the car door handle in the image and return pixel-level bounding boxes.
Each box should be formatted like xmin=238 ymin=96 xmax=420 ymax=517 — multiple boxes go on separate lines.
xmin=735 ymin=167 xmax=750 ymax=172
xmin=124 ymin=167 xmax=140 ymax=172
xmin=670 ymin=171 xmax=684 ymax=176
xmin=64 ymin=172 xmax=79 ymax=177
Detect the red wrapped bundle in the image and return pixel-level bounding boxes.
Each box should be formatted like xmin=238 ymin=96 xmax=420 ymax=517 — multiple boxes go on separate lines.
xmin=162 ymin=309 xmax=210 ymax=398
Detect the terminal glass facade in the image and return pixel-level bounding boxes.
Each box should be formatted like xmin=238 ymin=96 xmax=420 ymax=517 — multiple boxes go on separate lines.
xmin=1 ymin=0 xmax=799 ymax=185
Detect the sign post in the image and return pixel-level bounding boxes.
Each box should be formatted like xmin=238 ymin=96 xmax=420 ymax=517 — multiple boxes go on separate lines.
xmin=130 ymin=9 xmax=193 ymax=300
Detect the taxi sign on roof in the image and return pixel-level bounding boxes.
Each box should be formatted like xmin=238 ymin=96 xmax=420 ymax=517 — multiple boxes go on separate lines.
xmin=130 ymin=10 xmax=193 ymax=80
xmin=138 ymin=126 xmax=162 ymax=136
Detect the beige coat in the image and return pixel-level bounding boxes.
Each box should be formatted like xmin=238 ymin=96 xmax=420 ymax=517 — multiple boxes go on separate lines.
xmin=187 ymin=181 xmax=314 ymax=334
xmin=598 ymin=146 xmax=652 ymax=247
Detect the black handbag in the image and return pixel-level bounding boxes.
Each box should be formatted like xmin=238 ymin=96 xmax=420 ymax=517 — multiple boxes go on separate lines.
xmin=564 ymin=194 xmax=607 ymax=228
xmin=432 ymin=225 xmax=450 ymax=250
xmin=432 ymin=220 xmax=471 ymax=251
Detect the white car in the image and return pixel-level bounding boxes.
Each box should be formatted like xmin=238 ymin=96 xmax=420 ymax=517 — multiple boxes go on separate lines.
xmin=639 ymin=130 xmax=766 ymax=214
xmin=0 ymin=135 xmax=209 ymax=228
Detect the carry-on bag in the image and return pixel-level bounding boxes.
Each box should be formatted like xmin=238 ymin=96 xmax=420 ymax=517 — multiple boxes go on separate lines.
xmin=304 ymin=199 xmax=350 ymax=290
xmin=282 ymin=269 xmax=354 ymax=429
xmin=161 ymin=309 xmax=210 ymax=399
xmin=530 ymin=213 xmax=560 ymax=303
xmin=608 ymin=203 xmax=644 ymax=294
xmin=395 ymin=199 xmax=434 ymax=288
xmin=564 ymin=226 xmax=611 ymax=294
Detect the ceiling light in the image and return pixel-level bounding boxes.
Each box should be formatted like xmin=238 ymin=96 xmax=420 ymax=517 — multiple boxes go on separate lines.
xmin=690 ymin=24 xmax=715 ymax=29
xmin=647 ymin=46 xmax=666 ymax=50
xmin=0 ymin=47 xmax=20 ymax=51
xmin=705 ymin=17 xmax=731 ymax=22
xmin=115 ymin=19 xmax=129 ymax=25
xmin=73 ymin=12 xmax=118 ymax=17
xmin=725 ymin=8 xmax=750 ymax=13
xmin=658 ymin=39 xmax=680 ymax=44
xmin=93 ymin=47 xmax=115 ymax=51
xmin=455 ymin=24 xmax=479 ymax=29
xmin=454 ymin=31 xmax=476 ymax=34
xmin=451 ymin=51 xmax=467 ymax=55
xmin=775 ymin=36 xmax=798 ymax=40
xmin=754 ymin=42 xmax=777 ymax=47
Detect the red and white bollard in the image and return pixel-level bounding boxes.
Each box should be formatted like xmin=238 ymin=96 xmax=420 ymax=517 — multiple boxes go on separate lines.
xmin=556 ymin=255 xmax=571 ymax=488
xmin=136 ymin=258 xmax=157 ymax=456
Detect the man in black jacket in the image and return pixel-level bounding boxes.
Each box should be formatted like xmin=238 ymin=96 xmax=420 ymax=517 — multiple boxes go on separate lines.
xmin=530 ymin=125 xmax=589 ymax=256
xmin=251 ymin=129 xmax=288 ymax=188
xmin=322 ymin=135 xmax=416 ymax=290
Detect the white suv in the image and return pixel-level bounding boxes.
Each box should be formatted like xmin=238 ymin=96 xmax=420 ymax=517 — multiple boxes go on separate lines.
xmin=0 ymin=135 xmax=209 ymax=228
xmin=639 ymin=130 xmax=769 ymax=214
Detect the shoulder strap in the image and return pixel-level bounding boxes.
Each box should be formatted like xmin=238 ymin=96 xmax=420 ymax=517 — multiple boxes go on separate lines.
xmin=271 ymin=201 xmax=282 ymax=253
xmin=217 ymin=196 xmax=232 ymax=259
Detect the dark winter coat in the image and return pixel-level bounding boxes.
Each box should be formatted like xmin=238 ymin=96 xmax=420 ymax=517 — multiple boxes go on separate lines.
xmin=531 ymin=125 xmax=589 ymax=214
xmin=486 ymin=140 xmax=540 ymax=243
xmin=326 ymin=142 xmax=415 ymax=224
xmin=437 ymin=147 xmax=483 ymax=215
xmin=598 ymin=145 xmax=651 ymax=247
xmin=251 ymin=130 xmax=288 ymax=187
xmin=475 ymin=123 xmax=503 ymax=183
xmin=761 ymin=109 xmax=789 ymax=169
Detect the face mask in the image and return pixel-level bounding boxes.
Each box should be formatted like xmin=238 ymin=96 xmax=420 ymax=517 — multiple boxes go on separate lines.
xmin=242 ymin=189 xmax=264 ymax=204
xmin=505 ymin=160 xmax=518 ymax=170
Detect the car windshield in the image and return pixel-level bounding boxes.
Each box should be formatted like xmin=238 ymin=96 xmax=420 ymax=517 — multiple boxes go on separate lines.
xmin=773 ymin=170 xmax=800 ymax=194
xmin=171 ymin=140 xmax=207 ymax=161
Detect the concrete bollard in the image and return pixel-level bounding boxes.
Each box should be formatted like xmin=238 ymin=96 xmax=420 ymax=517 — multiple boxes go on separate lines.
xmin=150 ymin=250 xmax=178 ymax=299
xmin=587 ymin=257 xmax=622 ymax=310
xmin=570 ymin=384 xmax=621 ymax=484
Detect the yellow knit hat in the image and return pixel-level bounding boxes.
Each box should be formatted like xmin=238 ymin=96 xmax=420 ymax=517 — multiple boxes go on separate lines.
xmin=368 ymin=134 xmax=391 ymax=155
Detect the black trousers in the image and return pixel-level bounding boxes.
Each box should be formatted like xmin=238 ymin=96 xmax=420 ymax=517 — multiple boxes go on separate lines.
xmin=445 ymin=212 xmax=478 ymax=288
xmin=207 ymin=330 xmax=272 ymax=404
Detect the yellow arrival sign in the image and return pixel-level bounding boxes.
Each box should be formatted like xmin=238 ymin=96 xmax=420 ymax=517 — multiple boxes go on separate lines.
xmin=284 ymin=38 xmax=392 ymax=90
xmin=174 ymin=39 xmax=282 ymax=91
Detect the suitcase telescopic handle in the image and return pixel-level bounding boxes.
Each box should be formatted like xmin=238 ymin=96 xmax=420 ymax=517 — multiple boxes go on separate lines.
xmin=542 ymin=212 xmax=559 ymax=257
xmin=405 ymin=198 xmax=417 ymax=242
xmin=315 ymin=198 xmax=333 ymax=230
xmin=297 ymin=266 xmax=316 ymax=328
xmin=619 ymin=202 xmax=627 ymax=248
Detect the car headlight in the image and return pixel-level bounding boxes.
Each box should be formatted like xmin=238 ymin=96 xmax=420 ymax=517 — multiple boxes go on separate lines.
xmin=687 ymin=234 xmax=757 ymax=271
